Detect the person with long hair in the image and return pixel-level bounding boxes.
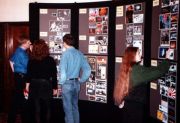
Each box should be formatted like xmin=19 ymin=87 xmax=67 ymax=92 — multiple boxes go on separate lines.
xmin=113 ymin=46 xmax=170 ymax=123
xmin=25 ymin=39 xmax=57 ymax=123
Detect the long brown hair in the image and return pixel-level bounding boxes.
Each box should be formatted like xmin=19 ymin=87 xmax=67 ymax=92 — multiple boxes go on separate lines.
xmin=30 ymin=39 xmax=49 ymax=60
xmin=113 ymin=47 xmax=138 ymax=105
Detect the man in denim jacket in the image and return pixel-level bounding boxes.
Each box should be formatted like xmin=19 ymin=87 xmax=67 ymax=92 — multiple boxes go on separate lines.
xmin=59 ymin=34 xmax=91 ymax=123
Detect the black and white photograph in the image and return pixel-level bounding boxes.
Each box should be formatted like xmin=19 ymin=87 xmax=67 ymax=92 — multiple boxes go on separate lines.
xmin=134 ymin=3 xmax=142 ymax=12
xmin=88 ymin=56 xmax=96 ymax=71
xmin=126 ymin=24 xmax=134 ymax=36
xmin=161 ymin=0 xmax=170 ymax=7
xmin=57 ymin=9 xmax=71 ymax=21
xmin=170 ymin=31 xmax=177 ymax=40
xmin=95 ymin=35 xmax=108 ymax=45
xmin=133 ymin=14 xmax=144 ymax=23
xmin=133 ymin=25 xmax=142 ymax=35
xmin=86 ymin=82 xmax=96 ymax=95
xmin=160 ymin=85 xmax=168 ymax=97
xmin=95 ymin=96 xmax=106 ymax=103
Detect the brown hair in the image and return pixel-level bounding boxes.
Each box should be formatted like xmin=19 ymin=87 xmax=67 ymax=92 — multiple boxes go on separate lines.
xmin=18 ymin=35 xmax=30 ymax=44
xmin=113 ymin=47 xmax=138 ymax=105
xmin=30 ymin=39 xmax=49 ymax=60
xmin=63 ymin=34 xmax=75 ymax=46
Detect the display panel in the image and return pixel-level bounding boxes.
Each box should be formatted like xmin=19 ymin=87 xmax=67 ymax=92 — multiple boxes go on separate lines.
xmin=115 ymin=2 xmax=146 ymax=83
xmin=39 ymin=8 xmax=71 ymax=98
xmin=79 ymin=7 xmax=109 ymax=103
xmin=150 ymin=0 xmax=179 ymax=123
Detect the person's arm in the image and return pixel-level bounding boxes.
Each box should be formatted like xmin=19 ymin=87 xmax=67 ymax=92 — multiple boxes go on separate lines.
xmin=9 ymin=61 xmax=14 ymax=72
xmin=50 ymin=57 xmax=58 ymax=95
xmin=79 ymin=55 xmax=91 ymax=83
xmin=23 ymin=61 xmax=31 ymax=99
xmin=51 ymin=59 xmax=58 ymax=89
xmin=59 ymin=53 xmax=68 ymax=84
xmin=131 ymin=60 xmax=170 ymax=87
xmin=24 ymin=83 xmax=30 ymax=92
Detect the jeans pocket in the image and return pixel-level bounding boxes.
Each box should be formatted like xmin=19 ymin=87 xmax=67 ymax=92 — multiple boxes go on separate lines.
xmin=62 ymin=84 xmax=71 ymax=94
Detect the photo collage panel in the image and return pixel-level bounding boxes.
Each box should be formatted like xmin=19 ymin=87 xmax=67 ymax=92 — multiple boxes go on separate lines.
xmin=88 ymin=7 xmax=109 ymax=54
xmin=85 ymin=55 xmax=108 ymax=103
xmin=156 ymin=1 xmax=179 ymax=122
xmin=40 ymin=9 xmax=71 ymax=54
xmin=156 ymin=61 xmax=177 ymax=123
xmin=125 ymin=3 xmax=144 ymax=56
xmin=158 ymin=0 xmax=179 ymax=60
xmin=39 ymin=9 xmax=71 ymax=99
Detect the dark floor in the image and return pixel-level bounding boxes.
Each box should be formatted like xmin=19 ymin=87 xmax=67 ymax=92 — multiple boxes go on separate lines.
xmin=0 ymin=92 xmax=162 ymax=123
xmin=0 ymin=112 xmax=63 ymax=123
xmin=0 ymin=113 xmax=7 ymax=123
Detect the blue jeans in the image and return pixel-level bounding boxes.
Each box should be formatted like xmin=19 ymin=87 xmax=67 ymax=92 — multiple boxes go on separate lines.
xmin=62 ymin=80 xmax=80 ymax=123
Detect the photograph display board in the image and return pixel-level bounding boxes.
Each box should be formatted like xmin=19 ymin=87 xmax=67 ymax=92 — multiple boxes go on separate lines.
xmin=115 ymin=2 xmax=145 ymax=83
xmin=79 ymin=7 xmax=109 ymax=103
xmin=39 ymin=8 xmax=71 ymax=98
xmin=150 ymin=0 xmax=179 ymax=123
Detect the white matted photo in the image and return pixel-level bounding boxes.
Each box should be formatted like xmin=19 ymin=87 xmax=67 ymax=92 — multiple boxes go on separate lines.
xmin=133 ymin=14 xmax=144 ymax=23
xmin=133 ymin=25 xmax=142 ymax=35
xmin=133 ymin=40 xmax=143 ymax=55
xmin=88 ymin=45 xmax=99 ymax=54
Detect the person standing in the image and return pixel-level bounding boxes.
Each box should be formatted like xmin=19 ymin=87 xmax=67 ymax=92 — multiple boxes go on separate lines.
xmin=8 ymin=35 xmax=31 ymax=123
xmin=59 ymin=34 xmax=91 ymax=123
xmin=25 ymin=39 xmax=58 ymax=123
xmin=113 ymin=46 xmax=170 ymax=123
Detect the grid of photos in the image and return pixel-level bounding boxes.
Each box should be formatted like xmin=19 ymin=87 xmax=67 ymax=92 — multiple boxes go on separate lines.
xmin=156 ymin=0 xmax=179 ymax=123
xmin=156 ymin=61 xmax=177 ymax=123
xmin=125 ymin=3 xmax=144 ymax=55
xmin=85 ymin=55 xmax=107 ymax=103
xmin=39 ymin=9 xmax=71 ymax=98
xmin=79 ymin=7 xmax=109 ymax=103
xmin=88 ymin=7 xmax=109 ymax=54
xmin=158 ymin=0 xmax=179 ymax=60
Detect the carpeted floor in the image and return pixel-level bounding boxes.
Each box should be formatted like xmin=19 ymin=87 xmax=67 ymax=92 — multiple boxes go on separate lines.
xmin=0 ymin=113 xmax=22 ymax=123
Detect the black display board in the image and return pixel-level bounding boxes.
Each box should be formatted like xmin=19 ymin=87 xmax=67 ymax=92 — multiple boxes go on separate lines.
xmin=29 ymin=1 xmax=179 ymax=123
xmin=150 ymin=0 xmax=179 ymax=123
xmin=39 ymin=8 xmax=71 ymax=98
xmin=78 ymin=6 xmax=109 ymax=103
xmin=115 ymin=2 xmax=146 ymax=82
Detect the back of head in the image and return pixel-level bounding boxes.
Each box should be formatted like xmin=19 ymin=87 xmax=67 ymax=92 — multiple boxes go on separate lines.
xmin=30 ymin=39 xmax=49 ymax=60
xmin=63 ymin=34 xmax=75 ymax=46
xmin=123 ymin=46 xmax=138 ymax=64
xmin=18 ymin=35 xmax=30 ymax=44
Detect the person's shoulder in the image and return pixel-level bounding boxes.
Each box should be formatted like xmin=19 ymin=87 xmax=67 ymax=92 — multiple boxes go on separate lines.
xmin=77 ymin=49 xmax=85 ymax=56
xmin=132 ymin=64 xmax=142 ymax=71
xmin=13 ymin=47 xmax=23 ymax=56
xmin=14 ymin=47 xmax=21 ymax=52
xmin=69 ymin=47 xmax=82 ymax=54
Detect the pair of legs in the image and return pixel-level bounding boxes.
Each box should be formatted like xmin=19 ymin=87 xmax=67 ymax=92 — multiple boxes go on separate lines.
xmin=29 ymin=98 xmax=51 ymax=123
xmin=62 ymin=80 xmax=80 ymax=123
xmin=8 ymin=73 xmax=28 ymax=123
xmin=28 ymin=79 xmax=52 ymax=123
